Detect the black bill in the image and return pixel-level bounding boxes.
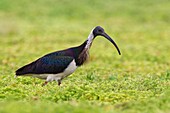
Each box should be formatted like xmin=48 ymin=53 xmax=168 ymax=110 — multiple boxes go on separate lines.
xmin=101 ymin=32 xmax=121 ymax=55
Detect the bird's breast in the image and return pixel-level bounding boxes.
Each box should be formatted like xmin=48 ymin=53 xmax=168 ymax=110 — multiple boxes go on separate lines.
xmin=63 ymin=59 xmax=77 ymax=76
xmin=76 ymin=48 xmax=89 ymax=66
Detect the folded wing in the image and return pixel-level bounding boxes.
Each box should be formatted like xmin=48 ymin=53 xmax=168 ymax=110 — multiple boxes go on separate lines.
xmin=16 ymin=55 xmax=74 ymax=75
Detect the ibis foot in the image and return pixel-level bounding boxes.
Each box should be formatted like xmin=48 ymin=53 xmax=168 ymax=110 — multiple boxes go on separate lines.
xmin=42 ymin=81 xmax=48 ymax=87
xmin=58 ymin=80 xmax=61 ymax=86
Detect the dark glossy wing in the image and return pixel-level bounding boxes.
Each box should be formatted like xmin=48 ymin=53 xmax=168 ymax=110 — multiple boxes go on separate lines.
xmin=16 ymin=55 xmax=74 ymax=75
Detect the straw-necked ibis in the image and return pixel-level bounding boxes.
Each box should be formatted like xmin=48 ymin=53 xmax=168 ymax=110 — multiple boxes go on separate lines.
xmin=15 ymin=26 xmax=121 ymax=86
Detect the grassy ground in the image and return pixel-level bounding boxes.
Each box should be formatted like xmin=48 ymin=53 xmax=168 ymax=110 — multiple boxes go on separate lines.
xmin=0 ymin=0 xmax=170 ymax=113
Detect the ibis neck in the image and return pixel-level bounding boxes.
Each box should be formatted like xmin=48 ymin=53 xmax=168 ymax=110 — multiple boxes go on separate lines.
xmin=85 ymin=30 xmax=95 ymax=49
xmin=73 ymin=30 xmax=95 ymax=66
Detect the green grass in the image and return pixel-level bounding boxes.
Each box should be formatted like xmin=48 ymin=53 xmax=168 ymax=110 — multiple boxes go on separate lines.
xmin=0 ymin=0 xmax=170 ymax=113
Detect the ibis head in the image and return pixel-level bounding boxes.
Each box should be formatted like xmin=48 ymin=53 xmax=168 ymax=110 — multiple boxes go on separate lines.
xmin=92 ymin=26 xmax=121 ymax=55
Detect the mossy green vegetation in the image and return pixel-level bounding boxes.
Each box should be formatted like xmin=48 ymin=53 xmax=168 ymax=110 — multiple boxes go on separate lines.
xmin=0 ymin=0 xmax=170 ymax=113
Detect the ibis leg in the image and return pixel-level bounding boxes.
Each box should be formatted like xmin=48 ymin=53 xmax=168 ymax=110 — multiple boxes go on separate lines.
xmin=42 ymin=81 xmax=48 ymax=86
xmin=58 ymin=79 xmax=61 ymax=86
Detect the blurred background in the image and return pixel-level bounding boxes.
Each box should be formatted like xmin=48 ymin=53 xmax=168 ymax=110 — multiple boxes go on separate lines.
xmin=0 ymin=0 xmax=170 ymax=112
xmin=0 ymin=0 xmax=169 ymax=74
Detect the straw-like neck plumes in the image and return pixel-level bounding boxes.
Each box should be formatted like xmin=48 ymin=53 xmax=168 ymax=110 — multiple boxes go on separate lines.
xmin=85 ymin=29 xmax=95 ymax=49
xmin=76 ymin=29 xmax=95 ymax=66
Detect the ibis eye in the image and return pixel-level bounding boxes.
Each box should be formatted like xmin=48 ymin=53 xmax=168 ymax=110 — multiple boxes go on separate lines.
xmin=98 ymin=29 xmax=103 ymax=32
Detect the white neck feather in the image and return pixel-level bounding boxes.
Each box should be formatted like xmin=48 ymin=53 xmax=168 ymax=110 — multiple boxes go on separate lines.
xmin=85 ymin=29 xmax=94 ymax=49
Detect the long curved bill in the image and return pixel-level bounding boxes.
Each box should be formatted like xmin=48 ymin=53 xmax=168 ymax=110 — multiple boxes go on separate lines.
xmin=101 ymin=32 xmax=121 ymax=55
